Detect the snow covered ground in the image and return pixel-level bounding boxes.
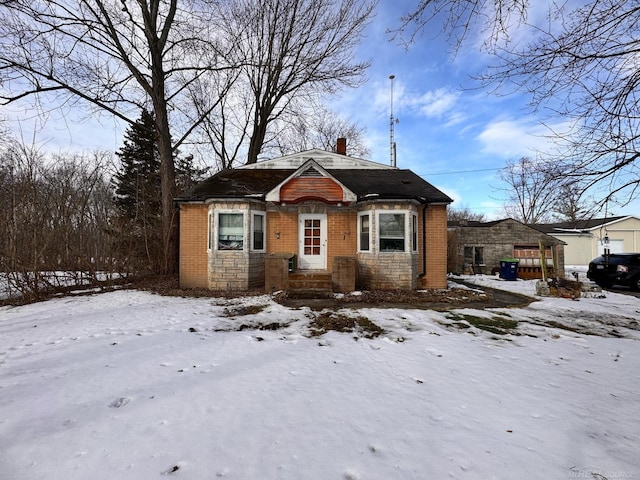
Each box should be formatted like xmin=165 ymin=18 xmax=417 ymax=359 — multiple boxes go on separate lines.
xmin=1 ymin=275 xmax=639 ymax=480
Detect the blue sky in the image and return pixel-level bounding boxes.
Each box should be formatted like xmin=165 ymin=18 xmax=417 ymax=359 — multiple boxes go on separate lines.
xmin=332 ymin=0 xmax=584 ymax=219
xmin=332 ymin=0 xmax=640 ymax=220
xmin=2 ymin=0 xmax=638 ymax=220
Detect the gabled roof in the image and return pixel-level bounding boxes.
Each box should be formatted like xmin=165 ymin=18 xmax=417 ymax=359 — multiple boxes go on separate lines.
xmin=176 ymin=151 xmax=453 ymax=204
xmin=533 ymin=216 xmax=633 ymax=234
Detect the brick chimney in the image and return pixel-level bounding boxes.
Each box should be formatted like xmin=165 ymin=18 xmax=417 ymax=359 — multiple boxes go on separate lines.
xmin=336 ymin=137 xmax=347 ymax=155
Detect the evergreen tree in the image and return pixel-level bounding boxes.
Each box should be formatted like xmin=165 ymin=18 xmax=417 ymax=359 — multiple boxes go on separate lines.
xmin=111 ymin=110 xmax=162 ymax=273
xmin=113 ymin=109 xmax=161 ymax=220
xmin=111 ymin=110 xmax=207 ymax=274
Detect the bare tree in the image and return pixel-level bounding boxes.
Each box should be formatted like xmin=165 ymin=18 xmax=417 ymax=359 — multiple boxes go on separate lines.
xmin=270 ymin=102 xmax=370 ymax=158
xmin=550 ymin=180 xmax=599 ymax=223
xmin=498 ymin=157 xmax=558 ymax=224
xmin=390 ymin=0 xmax=527 ymax=50
xmin=447 ymin=206 xmax=486 ymax=222
xmin=0 ymin=0 xmax=231 ymax=273
xmin=215 ymin=0 xmax=375 ymax=165
xmin=0 ymin=141 xmax=116 ymax=300
xmin=485 ymin=0 xmax=640 ymax=212
xmin=392 ymin=0 xmax=640 ymax=210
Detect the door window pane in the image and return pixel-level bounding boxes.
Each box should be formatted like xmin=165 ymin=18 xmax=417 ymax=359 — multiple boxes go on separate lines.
xmin=303 ymin=218 xmax=321 ymax=256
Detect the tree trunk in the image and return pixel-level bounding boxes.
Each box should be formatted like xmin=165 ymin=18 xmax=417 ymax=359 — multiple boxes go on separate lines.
xmin=149 ymin=21 xmax=178 ymax=274
xmin=152 ymin=95 xmax=177 ymax=274
xmin=246 ymin=107 xmax=269 ymax=165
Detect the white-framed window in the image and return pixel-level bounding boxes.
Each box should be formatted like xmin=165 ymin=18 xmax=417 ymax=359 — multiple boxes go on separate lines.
xmin=217 ymin=211 xmax=244 ymax=250
xmin=358 ymin=211 xmax=371 ymax=252
xmin=377 ymin=211 xmax=407 ymax=252
xmin=251 ymin=211 xmax=266 ymax=252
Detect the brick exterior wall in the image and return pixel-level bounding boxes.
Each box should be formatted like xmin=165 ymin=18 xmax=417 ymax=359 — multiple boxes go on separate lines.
xmin=179 ymin=199 xmax=450 ymax=291
xmin=422 ymin=204 xmax=448 ymax=289
xmin=266 ymin=204 xmax=357 ymax=269
xmin=179 ymin=203 xmax=209 ymax=288
xmin=327 ymin=209 xmax=357 ymax=263
xmin=266 ymin=209 xmax=298 ymax=255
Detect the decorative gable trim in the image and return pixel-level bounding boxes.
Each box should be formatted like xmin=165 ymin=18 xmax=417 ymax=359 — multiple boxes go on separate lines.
xmin=298 ymin=165 xmax=323 ymax=177
xmin=265 ymin=159 xmax=357 ymax=204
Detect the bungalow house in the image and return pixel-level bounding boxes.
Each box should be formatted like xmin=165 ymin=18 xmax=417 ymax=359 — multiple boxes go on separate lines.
xmin=176 ymin=141 xmax=453 ymax=292
xmin=534 ymin=216 xmax=640 ymax=266
xmin=448 ymin=218 xmax=566 ymax=279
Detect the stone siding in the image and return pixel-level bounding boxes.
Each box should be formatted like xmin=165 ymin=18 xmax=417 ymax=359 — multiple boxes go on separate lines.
xmin=358 ymin=252 xmax=417 ymax=290
xmin=208 ymin=250 xmax=250 ymax=290
xmin=450 ymin=219 xmax=565 ymax=276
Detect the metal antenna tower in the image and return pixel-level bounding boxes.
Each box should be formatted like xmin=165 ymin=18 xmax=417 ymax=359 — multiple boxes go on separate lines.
xmin=389 ymin=75 xmax=397 ymax=167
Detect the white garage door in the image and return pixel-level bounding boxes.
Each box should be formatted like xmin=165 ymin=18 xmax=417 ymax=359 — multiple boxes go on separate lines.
xmin=597 ymin=239 xmax=624 ymax=255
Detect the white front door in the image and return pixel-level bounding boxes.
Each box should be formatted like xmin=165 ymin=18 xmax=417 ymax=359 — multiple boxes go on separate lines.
xmin=298 ymin=214 xmax=327 ymax=270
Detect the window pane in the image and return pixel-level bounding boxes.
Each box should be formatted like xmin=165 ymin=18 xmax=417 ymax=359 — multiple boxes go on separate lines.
xmin=464 ymin=247 xmax=473 ymax=264
xmin=379 ymin=213 xmax=405 ymax=252
xmin=412 ymin=215 xmax=417 ymax=251
xmin=359 ymin=214 xmax=370 ymax=251
xmin=219 ymin=213 xmax=243 ymax=250
xmin=252 ymin=214 xmax=264 ymax=250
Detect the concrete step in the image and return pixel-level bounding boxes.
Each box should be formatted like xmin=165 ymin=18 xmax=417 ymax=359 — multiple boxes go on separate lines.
xmin=286 ymin=288 xmax=334 ymax=299
xmin=287 ymin=271 xmax=332 ymax=298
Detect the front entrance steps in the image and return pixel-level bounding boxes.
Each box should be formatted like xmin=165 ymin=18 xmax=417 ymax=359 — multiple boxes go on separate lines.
xmin=286 ymin=271 xmax=333 ymax=299
xmin=265 ymin=255 xmax=356 ymax=298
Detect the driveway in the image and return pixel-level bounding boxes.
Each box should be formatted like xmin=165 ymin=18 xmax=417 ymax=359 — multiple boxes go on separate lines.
xmin=606 ymin=286 xmax=640 ymax=298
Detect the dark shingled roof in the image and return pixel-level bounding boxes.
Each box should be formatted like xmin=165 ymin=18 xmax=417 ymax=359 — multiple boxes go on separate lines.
xmin=331 ymin=169 xmax=452 ymax=203
xmin=176 ymin=169 xmax=292 ymax=201
xmin=176 ymin=167 xmax=453 ymax=204
xmin=533 ymin=216 xmax=628 ymax=234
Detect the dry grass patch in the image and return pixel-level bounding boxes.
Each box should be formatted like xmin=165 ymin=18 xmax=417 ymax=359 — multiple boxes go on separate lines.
xmin=308 ymin=312 xmax=385 ymax=339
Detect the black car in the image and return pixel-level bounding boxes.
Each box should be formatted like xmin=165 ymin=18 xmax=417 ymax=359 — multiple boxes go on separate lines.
xmin=587 ymin=253 xmax=640 ymax=290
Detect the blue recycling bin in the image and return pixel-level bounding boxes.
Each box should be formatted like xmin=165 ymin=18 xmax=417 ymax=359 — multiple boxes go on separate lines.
xmin=499 ymin=258 xmax=519 ymax=281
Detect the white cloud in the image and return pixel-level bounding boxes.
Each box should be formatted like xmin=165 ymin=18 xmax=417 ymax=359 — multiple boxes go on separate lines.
xmin=415 ymin=88 xmax=460 ymax=118
xmin=476 ymin=117 xmax=571 ymax=159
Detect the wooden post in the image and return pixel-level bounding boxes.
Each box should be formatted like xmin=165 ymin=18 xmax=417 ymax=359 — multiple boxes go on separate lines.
xmin=539 ymin=240 xmax=548 ymax=282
